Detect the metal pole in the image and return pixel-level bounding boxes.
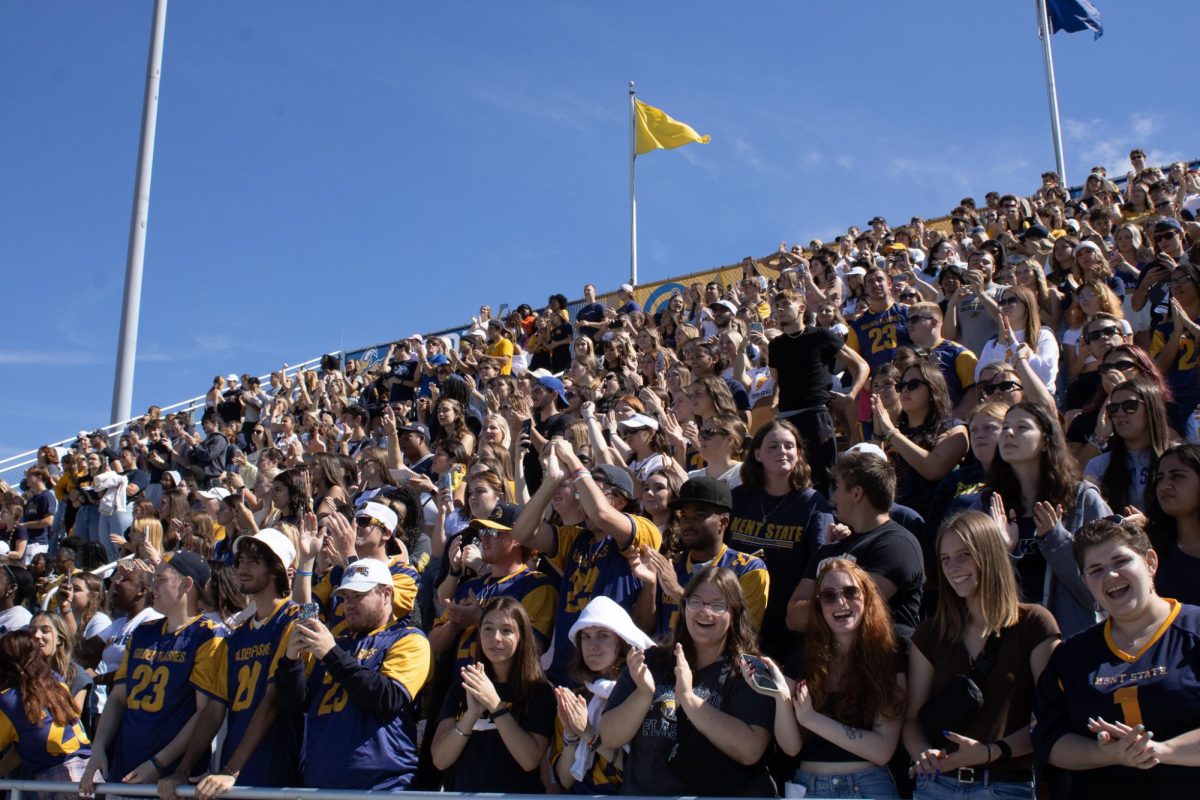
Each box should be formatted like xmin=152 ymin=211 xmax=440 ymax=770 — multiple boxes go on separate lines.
xmin=1036 ymin=0 xmax=1068 ymax=185
xmin=629 ymin=81 xmax=638 ymax=287
xmin=111 ymin=0 xmax=168 ymax=424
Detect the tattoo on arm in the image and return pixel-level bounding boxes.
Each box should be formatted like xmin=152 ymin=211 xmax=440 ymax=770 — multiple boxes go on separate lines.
xmin=842 ymin=723 xmax=864 ymax=740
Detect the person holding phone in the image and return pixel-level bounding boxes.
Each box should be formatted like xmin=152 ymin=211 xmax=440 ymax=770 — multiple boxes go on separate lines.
xmin=746 ymin=557 xmax=906 ymax=799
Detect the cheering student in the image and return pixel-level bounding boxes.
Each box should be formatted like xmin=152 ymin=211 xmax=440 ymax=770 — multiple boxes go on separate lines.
xmin=1034 ymin=518 xmax=1200 ymax=798
xmin=905 ymin=512 xmax=1060 ymax=799
xmin=552 ymin=596 xmax=654 ymax=794
xmin=1145 ymin=444 xmax=1200 ymax=604
xmin=747 ymin=558 xmax=906 ymax=800
xmin=431 ymin=597 xmax=555 ymax=793
xmin=79 ymin=552 xmax=226 ymax=794
xmin=165 ymin=529 xmax=302 ymax=799
xmin=0 ymin=630 xmax=92 ymax=799
xmin=277 ymin=558 xmax=430 ymax=790
xmin=600 ymin=566 xmax=774 ymax=797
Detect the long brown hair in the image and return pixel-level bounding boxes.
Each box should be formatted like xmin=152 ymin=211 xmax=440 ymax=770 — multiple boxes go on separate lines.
xmin=934 ymin=512 xmax=1021 ymax=641
xmin=0 ymin=630 xmax=79 ymax=726
xmin=671 ymin=566 xmax=760 ymax=665
xmin=30 ymin=612 xmax=77 ymax=689
xmin=477 ymin=597 xmax=547 ymax=715
xmin=801 ymin=559 xmax=904 ymax=728
xmin=739 ymin=419 xmax=813 ymax=492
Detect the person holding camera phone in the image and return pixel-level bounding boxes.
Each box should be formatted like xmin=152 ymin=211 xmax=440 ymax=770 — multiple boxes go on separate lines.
xmin=746 ymin=557 xmax=906 ymax=799
xmin=904 ymin=512 xmax=1060 ymax=799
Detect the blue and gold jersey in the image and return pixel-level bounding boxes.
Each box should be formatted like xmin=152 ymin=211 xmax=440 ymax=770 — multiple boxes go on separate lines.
xmin=551 ymin=713 xmax=624 ymax=795
xmin=0 ymin=687 xmax=90 ymax=774
xmin=111 ymin=615 xmax=226 ymax=778
xmin=217 ymin=599 xmax=302 ymax=786
xmin=1151 ymin=320 xmax=1200 ymax=429
xmin=303 ymin=624 xmax=430 ymax=791
xmin=930 ymin=338 xmax=978 ymax=405
xmin=546 ymin=517 xmax=661 ymax=685
xmin=438 ymin=565 xmax=558 ymax=669
xmin=655 ymin=544 xmax=769 ymax=639
xmin=1034 ymin=600 xmax=1200 ymax=794
xmin=846 ymin=302 xmax=910 ymax=371
xmin=315 ymin=555 xmax=420 ymax=633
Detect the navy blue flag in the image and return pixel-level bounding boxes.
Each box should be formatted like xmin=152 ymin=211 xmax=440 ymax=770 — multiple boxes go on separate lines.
xmin=1045 ymin=0 xmax=1103 ymax=39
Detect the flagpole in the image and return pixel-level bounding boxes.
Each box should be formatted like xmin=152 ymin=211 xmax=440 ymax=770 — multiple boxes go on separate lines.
xmin=629 ymin=81 xmax=638 ymax=287
xmin=111 ymin=0 xmax=168 ymax=425
xmin=1036 ymin=0 xmax=1068 ymax=185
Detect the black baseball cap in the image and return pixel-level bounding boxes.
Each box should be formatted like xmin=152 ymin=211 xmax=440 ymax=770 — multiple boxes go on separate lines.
xmin=165 ymin=550 xmax=211 ymax=591
xmin=398 ymin=421 xmax=430 ymax=440
xmin=670 ymin=476 xmax=733 ymax=513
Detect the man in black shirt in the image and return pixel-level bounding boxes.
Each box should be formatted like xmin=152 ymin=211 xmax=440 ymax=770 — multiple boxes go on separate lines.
xmin=768 ymin=289 xmax=868 ymax=492
xmin=788 ymin=451 xmax=924 ymax=642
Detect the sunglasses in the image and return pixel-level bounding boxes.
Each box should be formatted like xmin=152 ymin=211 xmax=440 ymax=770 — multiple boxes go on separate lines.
xmin=998 ymin=297 xmax=1021 ymax=308
xmin=985 ymin=380 xmax=1022 ymax=395
xmin=354 ymin=516 xmax=388 ymax=530
xmin=1099 ymin=359 xmax=1138 ymax=373
xmin=817 ymin=586 xmax=862 ymax=606
xmin=699 ymin=428 xmax=727 ymax=439
xmin=896 ymin=378 xmax=927 ymax=393
xmin=1157 ymin=230 xmax=1181 ymax=241
xmin=1085 ymin=326 xmax=1123 ymax=343
xmin=477 ymin=528 xmax=508 ymax=540
xmin=1106 ymin=398 xmax=1143 ymax=417
xmin=899 ymin=292 xmax=920 ymax=302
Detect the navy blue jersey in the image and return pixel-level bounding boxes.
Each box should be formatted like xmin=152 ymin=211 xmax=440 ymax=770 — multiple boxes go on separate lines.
xmin=1034 ymin=600 xmax=1200 ymax=796
xmin=0 ymin=687 xmax=90 ymax=774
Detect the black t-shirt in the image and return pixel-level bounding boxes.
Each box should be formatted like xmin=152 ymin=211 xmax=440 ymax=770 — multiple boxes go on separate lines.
xmin=1155 ymin=544 xmax=1200 ymax=606
xmin=125 ymin=469 xmax=151 ymax=498
xmin=549 ymin=322 xmax=574 ymax=372
xmin=768 ymin=328 xmax=843 ymax=412
xmin=727 ymin=486 xmax=833 ymax=658
xmin=805 ymin=520 xmax=925 ymax=641
xmin=388 ymin=359 xmax=418 ymax=403
xmin=145 ymin=441 xmax=172 ymax=483
xmin=603 ymin=649 xmax=773 ymax=797
xmin=17 ymin=490 xmax=55 ymax=546
xmin=1065 ymin=371 xmax=1102 ymax=413
xmin=436 ymin=676 xmax=555 ymax=794
xmin=893 ymin=417 xmax=963 ymax=512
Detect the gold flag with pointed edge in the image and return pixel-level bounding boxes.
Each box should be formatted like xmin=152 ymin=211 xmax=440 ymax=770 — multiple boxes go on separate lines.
xmin=634 ymin=99 xmax=710 ymax=156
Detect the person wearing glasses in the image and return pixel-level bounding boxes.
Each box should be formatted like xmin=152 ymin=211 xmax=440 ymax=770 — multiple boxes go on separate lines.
xmin=600 ymin=566 xmax=775 ymax=797
xmin=905 ymin=512 xmax=1060 ymax=799
xmin=872 ymin=360 xmax=969 ymax=512
xmin=628 ymin=477 xmax=767 ymax=640
xmin=1151 ymin=261 xmax=1200 ymax=433
xmin=1033 ymin=518 xmax=1200 ymax=798
xmin=748 ymin=558 xmax=906 ymax=799
xmin=309 ymin=502 xmax=420 ymax=633
xmin=1067 ymin=344 xmax=1172 ymax=463
xmin=511 ymin=440 xmax=660 ymax=686
xmin=430 ymin=503 xmax=557 ymax=668
xmin=687 ymin=413 xmax=747 ymax=488
xmin=789 ymin=452 xmax=925 ymax=644
xmin=1062 ymin=281 xmax=1127 ymax=387
xmin=1083 ymin=378 xmax=1175 ymax=515
xmin=975 ymin=287 xmax=1060 ymax=390
xmin=1065 ymin=312 xmax=1135 ymax=415
xmin=905 ymin=302 xmax=979 ymax=414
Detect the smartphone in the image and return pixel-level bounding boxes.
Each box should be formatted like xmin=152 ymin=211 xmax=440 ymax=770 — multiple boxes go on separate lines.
xmin=299 ymin=602 xmax=320 ymax=621
xmin=749 ymin=322 xmax=764 ymax=334
xmin=520 ymin=419 xmax=533 ymax=437
xmin=740 ymin=653 xmax=779 ymax=692
xmin=438 ymin=472 xmax=453 ymax=491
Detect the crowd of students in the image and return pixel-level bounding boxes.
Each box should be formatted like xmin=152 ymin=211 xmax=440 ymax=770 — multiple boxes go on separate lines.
xmin=0 ymin=151 xmax=1199 ymax=799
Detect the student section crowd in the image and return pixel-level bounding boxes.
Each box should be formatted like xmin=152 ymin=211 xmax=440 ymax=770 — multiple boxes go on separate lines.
xmin=2 ymin=151 xmax=1200 ymax=800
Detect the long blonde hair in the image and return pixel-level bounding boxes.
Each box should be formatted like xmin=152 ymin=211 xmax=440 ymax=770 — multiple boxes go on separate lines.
xmin=934 ymin=511 xmax=1021 ymax=641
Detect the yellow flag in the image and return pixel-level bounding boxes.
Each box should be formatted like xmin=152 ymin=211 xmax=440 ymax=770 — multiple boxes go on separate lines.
xmin=634 ymin=99 xmax=711 ymax=156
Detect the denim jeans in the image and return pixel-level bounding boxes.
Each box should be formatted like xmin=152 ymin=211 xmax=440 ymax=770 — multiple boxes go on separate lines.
xmin=73 ymin=505 xmax=100 ymax=548
xmin=914 ymin=772 xmax=1034 ymax=799
xmin=98 ymin=510 xmax=132 ymax=562
xmin=792 ymin=765 xmax=899 ymax=799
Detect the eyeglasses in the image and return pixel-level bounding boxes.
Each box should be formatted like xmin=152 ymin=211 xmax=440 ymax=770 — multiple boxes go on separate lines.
xmin=684 ymin=597 xmax=730 ymax=615
xmin=477 ymin=529 xmax=508 ymax=540
xmin=985 ymin=380 xmax=1022 ymax=395
xmin=1085 ymin=326 xmax=1123 ymax=343
xmin=896 ymin=378 xmax=927 ymax=393
xmin=1099 ymin=359 xmax=1138 ymax=373
xmin=816 ymin=586 xmax=862 ymax=606
xmin=1105 ymin=398 xmax=1144 ymax=417
xmin=997 ymin=297 xmax=1021 ymax=308
xmin=699 ymin=428 xmax=727 ymax=440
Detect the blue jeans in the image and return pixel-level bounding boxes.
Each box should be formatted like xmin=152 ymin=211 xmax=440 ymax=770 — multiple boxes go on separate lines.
xmin=73 ymin=505 xmax=99 ymax=548
xmin=792 ymin=766 xmax=899 ymax=799
xmin=98 ymin=510 xmax=131 ymax=562
xmin=914 ymin=772 xmax=1034 ymax=800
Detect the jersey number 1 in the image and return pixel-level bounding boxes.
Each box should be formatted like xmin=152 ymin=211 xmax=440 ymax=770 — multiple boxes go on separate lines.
xmin=1113 ymin=685 xmax=1143 ymax=727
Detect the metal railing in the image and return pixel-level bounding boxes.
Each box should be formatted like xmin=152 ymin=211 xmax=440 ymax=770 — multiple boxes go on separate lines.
xmin=0 ymin=354 xmax=333 ymax=487
xmin=0 ymin=781 xmax=780 ymax=800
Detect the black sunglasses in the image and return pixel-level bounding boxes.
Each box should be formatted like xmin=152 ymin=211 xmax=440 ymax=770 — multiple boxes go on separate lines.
xmin=1099 ymin=359 xmax=1138 ymax=373
xmin=896 ymin=378 xmax=927 ymax=393
xmin=699 ymin=428 xmax=726 ymax=440
xmin=985 ymin=380 xmax=1022 ymax=395
xmin=998 ymin=296 xmax=1021 ymax=308
xmin=1105 ymin=398 xmax=1143 ymax=417
xmin=1156 ymin=230 xmax=1180 ymax=240
xmin=1085 ymin=325 xmax=1123 ymax=343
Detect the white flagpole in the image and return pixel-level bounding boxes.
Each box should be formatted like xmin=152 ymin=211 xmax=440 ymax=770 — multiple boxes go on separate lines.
xmin=629 ymin=81 xmax=638 ymax=287
xmin=111 ymin=0 xmax=168 ymax=424
xmin=1036 ymin=0 xmax=1068 ymax=185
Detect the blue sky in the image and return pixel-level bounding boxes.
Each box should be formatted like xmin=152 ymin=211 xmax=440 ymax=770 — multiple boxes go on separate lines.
xmin=1 ymin=0 xmax=1195 ymax=461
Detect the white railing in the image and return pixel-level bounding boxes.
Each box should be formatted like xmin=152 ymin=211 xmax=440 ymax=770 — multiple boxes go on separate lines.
xmin=0 ymin=354 xmax=334 ymax=487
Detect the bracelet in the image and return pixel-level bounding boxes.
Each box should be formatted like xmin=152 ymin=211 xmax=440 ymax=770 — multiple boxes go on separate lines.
xmin=562 ymin=732 xmax=582 ymax=746
xmin=149 ymin=755 xmax=165 ymax=774
xmin=296 ymin=569 xmax=313 ymax=577
xmin=880 ymin=428 xmax=895 ymax=442
xmin=570 ymin=469 xmax=591 ymax=483
xmin=490 ymin=705 xmax=512 ymax=720
xmin=991 ymin=739 xmax=1012 ymax=762
xmin=984 ymin=742 xmax=995 ymax=764
xmin=452 ymin=722 xmax=471 ymax=738
xmin=449 ymin=569 xmax=462 ymax=578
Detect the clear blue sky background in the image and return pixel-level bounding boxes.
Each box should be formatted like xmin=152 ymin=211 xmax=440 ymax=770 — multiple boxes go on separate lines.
xmin=1 ymin=0 xmax=1195 ymax=460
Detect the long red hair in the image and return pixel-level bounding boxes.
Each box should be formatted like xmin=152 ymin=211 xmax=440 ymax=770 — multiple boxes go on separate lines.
xmin=800 ymin=559 xmax=905 ymax=727
xmin=0 ymin=630 xmax=78 ymax=726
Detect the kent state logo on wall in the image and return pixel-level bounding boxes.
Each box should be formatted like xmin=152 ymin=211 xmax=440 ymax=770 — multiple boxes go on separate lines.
xmin=643 ymin=283 xmax=686 ymax=316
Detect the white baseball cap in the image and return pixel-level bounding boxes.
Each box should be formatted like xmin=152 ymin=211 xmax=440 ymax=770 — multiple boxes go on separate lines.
xmin=233 ymin=527 xmax=296 ymax=570
xmin=197 ymin=487 xmax=231 ymax=500
xmin=336 ymin=558 xmax=393 ymax=595
xmin=357 ymin=501 xmax=398 ymax=534
xmin=618 ymin=413 xmax=660 ymax=432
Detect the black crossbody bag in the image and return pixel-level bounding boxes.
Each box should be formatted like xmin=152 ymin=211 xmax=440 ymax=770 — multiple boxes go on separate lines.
xmin=918 ymin=633 xmax=1002 ymax=743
